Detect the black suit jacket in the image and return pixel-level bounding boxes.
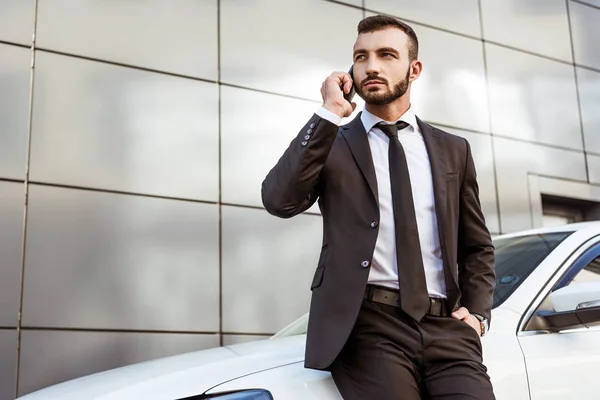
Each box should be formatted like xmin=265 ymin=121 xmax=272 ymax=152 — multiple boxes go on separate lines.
xmin=261 ymin=111 xmax=495 ymax=371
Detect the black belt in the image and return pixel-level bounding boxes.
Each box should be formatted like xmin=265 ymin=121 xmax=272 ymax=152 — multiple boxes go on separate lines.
xmin=364 ymin=285 xmax=449 ymax=317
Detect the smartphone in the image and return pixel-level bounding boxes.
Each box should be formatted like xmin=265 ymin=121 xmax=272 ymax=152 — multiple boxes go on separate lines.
xmin=343 ymin=65 xmax=356 ymax=102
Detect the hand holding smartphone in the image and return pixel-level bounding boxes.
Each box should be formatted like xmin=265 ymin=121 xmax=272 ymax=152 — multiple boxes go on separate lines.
xmin=321 ymin=67 xmax=357 ymax=118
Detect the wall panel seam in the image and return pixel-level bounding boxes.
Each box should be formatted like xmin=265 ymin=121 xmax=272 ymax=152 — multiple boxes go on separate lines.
xmin=217 ymin=0 xmax=224 ymax=348
xmin=15 ymin=0 xmax=40 ymax=396
xmin=479 ymin=0 xmax=500 ymax=233
xmin=566 ymin=0 xmax=590 ymax=182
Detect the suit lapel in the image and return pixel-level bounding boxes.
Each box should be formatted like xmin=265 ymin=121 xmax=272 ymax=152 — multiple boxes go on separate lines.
xmin=417 ymin=117 xmax=457 ymax=286
xmin=417 ymin=117 xmax=447 ymax=225
xmin=341 ymin=113 xmax=379 ymax=205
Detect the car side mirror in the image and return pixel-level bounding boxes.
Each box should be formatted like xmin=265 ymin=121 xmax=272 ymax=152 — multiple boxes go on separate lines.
xmin=537 ymin=281 xmax=600 ymax=332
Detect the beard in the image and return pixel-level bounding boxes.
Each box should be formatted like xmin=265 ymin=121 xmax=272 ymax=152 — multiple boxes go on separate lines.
xmin=357 ymin=67 xmax=411 ymax=105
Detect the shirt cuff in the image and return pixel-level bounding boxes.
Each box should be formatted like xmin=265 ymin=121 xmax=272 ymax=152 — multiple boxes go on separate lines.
xmin=315 ymin=106 xmax=342 ymax=126
xmin=472 ymin=313 xmax=485 ymax=321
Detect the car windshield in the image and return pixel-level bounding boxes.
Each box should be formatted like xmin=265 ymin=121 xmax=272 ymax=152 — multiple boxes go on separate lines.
xmin=273 ymin=230 xmax=574 ymax=338
xmin=491 ymin=230 xmax=573 ymax=307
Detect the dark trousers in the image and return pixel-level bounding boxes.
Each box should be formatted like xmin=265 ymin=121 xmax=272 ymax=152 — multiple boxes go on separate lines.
xmin=331 ymin=296 xmax=496 ymax=400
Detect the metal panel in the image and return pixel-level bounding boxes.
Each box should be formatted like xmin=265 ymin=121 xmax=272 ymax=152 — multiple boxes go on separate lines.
xmin=0 ymin=330 xmax=16 ymax=400
xmin=589 ymin=154 xmax=600 ymax=185
xmin=0 ymin=44 xmax=31 ymax=180
xmin=576 ymin=0 xmax=600 ymax=7
xmin=22 ymin=185 xmax=220 ymax=332
xmin=569 ymin=1 xmax=600 ymax=70
xmin=364 ymin=13 xmax=490 ymax=133
xmin=365 ymin=0 xmax=481 ymax=37
xmin=576 ymin=67 xmax=600 ymax=154
xmin=35 ymin=0 xmax=218 ymax=80
xmin=0 ymin=182 xmax=23 ymax=327
xmin=481 ymin=0 xmax=572 ymax=62
xmin=220 ymin=86 xmax=323 ymax=209
xmin=486 ymin=43 xmax=582 ymax=150
xmin=0 ymin=0 xmax=34 ymax=46
xmin=434 ymin=127 xmax=499 ymax=233
xmin=493 ymin=137 xmax=587 ymax=233
xmin=17 ymin=330 xmax=219 ymax=397
xmin=29 ymin=52 xmax=219 ymax=201
xmin=221 ymin=206 xmax=322 ymax=334
xmin=222 ymin=335 xmax=270 ymax=346
xmin=220 ymin=0 xmax=363 ymax=101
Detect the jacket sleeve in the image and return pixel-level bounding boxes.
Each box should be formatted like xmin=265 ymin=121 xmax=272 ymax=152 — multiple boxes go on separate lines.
xmin=457 ymin=139 xmax=496 ymax=322
xmin=261 ymin=113 xmax=339 ymax=219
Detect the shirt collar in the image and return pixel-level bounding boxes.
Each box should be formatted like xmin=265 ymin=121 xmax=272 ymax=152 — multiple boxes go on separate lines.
xmin=360 ymin=105 xmax=419 ymax=135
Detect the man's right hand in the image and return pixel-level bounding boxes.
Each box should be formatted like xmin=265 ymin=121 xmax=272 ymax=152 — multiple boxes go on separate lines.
xmin=320 ymin=71 xmax=357 ymax=119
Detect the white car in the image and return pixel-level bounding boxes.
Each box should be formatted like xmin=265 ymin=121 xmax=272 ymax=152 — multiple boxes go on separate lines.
xmin=19 ymin=222 xmax=600 ymax=400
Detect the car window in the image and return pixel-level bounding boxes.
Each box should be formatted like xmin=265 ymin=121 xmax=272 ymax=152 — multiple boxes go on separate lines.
xmin=570 ymin=256 xmax=600 ymax=285
xmin=491 ymin=232 xmax=573 ymax=308
xmin=523 ymin=240 xmax=600 ymax=331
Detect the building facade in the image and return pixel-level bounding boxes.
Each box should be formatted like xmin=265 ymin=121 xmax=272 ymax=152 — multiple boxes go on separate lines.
xmin=0 ymin=0 xmax=599 ymax=397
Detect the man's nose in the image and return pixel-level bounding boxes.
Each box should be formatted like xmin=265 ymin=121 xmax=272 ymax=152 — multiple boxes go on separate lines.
xmin=365 ymin=58 xmax=381 ymax=75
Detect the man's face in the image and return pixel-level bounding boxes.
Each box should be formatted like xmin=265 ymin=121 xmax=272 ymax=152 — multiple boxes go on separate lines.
xmin=352 ymin=28 xmax=413 ymax=105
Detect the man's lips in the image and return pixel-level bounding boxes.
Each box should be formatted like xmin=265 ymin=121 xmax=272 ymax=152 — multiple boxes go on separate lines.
xmin=363 ymin=80 xmax=385 ymax=87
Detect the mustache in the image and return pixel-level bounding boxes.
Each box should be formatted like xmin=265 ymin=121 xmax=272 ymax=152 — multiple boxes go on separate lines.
xmin=361 ymin=77 xmax=388 ymax=86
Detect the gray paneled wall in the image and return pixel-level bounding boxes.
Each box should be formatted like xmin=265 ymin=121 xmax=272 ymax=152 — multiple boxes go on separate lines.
xmin=0 ymin=0 xmax=598 ymax=397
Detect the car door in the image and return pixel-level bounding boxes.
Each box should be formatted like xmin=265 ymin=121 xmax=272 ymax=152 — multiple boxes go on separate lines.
xmin=517 ymin=238 xmax=600 ymax=400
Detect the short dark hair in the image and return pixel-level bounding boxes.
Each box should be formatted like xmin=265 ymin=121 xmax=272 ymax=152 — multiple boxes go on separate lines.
xmin=357 ymin=15 xmax=419 ymax=62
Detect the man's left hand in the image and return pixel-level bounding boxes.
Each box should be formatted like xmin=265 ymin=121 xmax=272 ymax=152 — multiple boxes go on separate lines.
xmin=451 ymin=307 xmax=481 ymax=336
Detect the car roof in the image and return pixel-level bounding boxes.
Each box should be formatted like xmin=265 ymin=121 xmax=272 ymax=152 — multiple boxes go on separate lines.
xmin=492 ymin=221 xmax=600 ymax=240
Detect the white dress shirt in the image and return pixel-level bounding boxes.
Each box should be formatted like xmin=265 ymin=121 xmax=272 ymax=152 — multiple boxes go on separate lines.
xmin=315 ymin=106 xmax=447 ymax=299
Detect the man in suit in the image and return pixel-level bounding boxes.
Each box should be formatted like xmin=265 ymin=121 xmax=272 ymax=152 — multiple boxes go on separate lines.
xmin=261 ymin=14 xmax=496 ymax=400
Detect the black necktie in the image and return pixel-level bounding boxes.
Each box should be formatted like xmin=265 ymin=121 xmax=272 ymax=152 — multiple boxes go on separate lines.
xmin=377 ymin=121 xmax=430 ymax=321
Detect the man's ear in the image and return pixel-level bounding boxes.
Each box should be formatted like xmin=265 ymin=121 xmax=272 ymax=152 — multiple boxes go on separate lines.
xmin=410 ymin=60 xmax=423 ymax=81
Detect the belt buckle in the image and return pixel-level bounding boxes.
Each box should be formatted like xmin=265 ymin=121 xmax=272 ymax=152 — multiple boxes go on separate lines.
xmin=429 ymin=297 xmax=443 ymax=316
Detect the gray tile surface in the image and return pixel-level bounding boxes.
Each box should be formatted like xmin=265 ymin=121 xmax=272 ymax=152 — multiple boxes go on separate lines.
xmin=486 ymin=43 xmax=582 ymax=150
xmin=481 ymin=0 xmax=572 ymax=62
xmin=588 ymin=154 xmax=600 ymax=185
xmin=576 ymin=67 xmax=600 ymax=154
xmin=0 ymin=330 xmax=16 ymax=400
xmin=0 ymin=43 xmax=31 ymax=180
xmin=575 ymin=0 xmax=600 ymax=7
xmin=35 ymin=0 xmax=218 ymax=80
xmin=220 ymin=86 xmax=321 ymax=209
xmin=0 ymin=0 xmax=34 ymax=46
xmin=0 ymin=182 xmax=23 ymax=327
xmin=220 ymin=0 xmax=363 ymax=101
xmin=22 ymin=185 xmax=220 ymax=332
xmin=29 ymin=52 xmax=219 ymax=201
xmin=17 ymin=330 xmax=219 ymax=397
xmin=569 ymin=1 xmax=600 ymax=69
xmin=366 ymin=0 xmax=481 ymax=37
xmin=221 ymin=206 xmax=322 ymax=334
xmin=410 ymin=23 xmax=489 ymax=132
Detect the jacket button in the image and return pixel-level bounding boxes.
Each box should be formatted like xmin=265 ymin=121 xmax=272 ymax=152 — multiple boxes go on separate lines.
xmin=361 ymin=260 xmax=370 ymax=268
xmin=310 ymin=123 xmax=315 ymax=129
xmin=370 ymin=220 xmax=378 ymax=228
xmin=301 ymin=141 xmax=308 ymax=146
xmin=304 ymin=135 xmax=310 ymax=140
